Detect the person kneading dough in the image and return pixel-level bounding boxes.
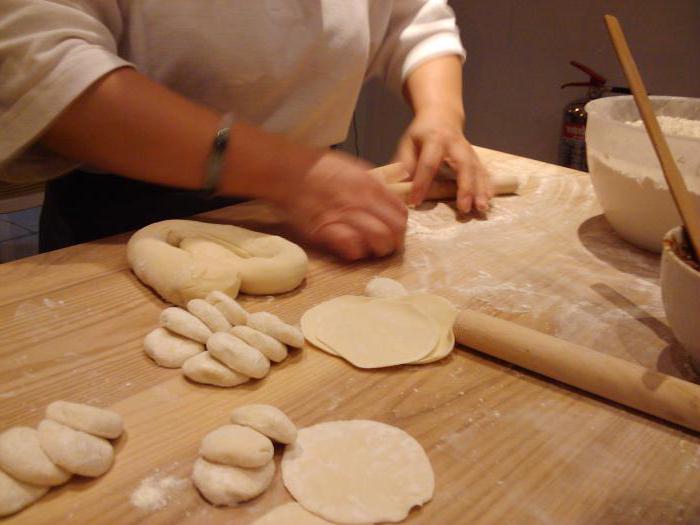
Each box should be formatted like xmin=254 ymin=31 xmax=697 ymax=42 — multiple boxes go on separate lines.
xmin=1 ymin=1 xmax=493 ymax=261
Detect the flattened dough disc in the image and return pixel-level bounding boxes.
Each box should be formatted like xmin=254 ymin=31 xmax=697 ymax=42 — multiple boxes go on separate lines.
xmin=315 ymin=301 xmax=438 ymax=368
xmin=252 ymin=502 xmax=340 ymax=524
xmin=282 ymin=420 xmax=434 ymax=524
xmin=301 ymin=296 xmax=372 ymax=356
xmin=397 ymin=294 xmax=457 ymax=364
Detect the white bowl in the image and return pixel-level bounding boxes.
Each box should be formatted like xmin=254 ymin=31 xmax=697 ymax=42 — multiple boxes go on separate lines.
xmin=585 ymin=96 xmax=700 ymax=253
xmin=661 ymin=226 xmax=700 ymax=371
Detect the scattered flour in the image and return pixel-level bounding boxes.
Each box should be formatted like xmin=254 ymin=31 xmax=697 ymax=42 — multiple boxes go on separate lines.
xmin=627 ymin=116 xmax=700 ymax=140
xmin=130 ymin=474 xmax=189 ymax=511
xmin=43 ymin=298 xmax=66 ymax=309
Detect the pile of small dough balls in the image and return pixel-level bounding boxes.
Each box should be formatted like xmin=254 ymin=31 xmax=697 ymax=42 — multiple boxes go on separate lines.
xmin=192 ymin=404 xmax=297 ymax=506
xmin=144 ymin=291 xmax=304 ymax=387
xmin=0 ymin=401 xmax=123 ymax=517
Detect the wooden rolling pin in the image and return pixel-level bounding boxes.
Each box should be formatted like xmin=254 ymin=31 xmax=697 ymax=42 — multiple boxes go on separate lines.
xmin=369 ymin=163 xmax=520 ymax=202
xmin=454 ymin=309 xmax=700 ymax=433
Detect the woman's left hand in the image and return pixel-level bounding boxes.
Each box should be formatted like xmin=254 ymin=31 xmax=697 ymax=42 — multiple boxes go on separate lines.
xmin=393 ymin=110 xmax=493 ymax=213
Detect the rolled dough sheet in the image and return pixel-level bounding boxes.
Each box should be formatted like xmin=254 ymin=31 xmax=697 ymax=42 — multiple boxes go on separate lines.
xmin=301 ymin=294 xmax=456 ymax=366
xmin=282 ymin=420 xmax=434 ymax=524
xmin=252 ymin=502 xmax=344 ymax=524
xmin=301 ymin=296 xmax=372 ymax=356
xmin=315 ymin=301 xmax=438 ymax=368
xmin=397 ymin=294 xmax=457 ymax=364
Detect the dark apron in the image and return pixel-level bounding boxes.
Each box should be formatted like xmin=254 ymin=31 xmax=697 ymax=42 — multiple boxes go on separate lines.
xmin=39 ymin=170 xmax=242 ymax=252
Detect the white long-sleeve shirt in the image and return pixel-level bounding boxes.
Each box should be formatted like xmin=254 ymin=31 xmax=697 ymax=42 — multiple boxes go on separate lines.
xmin=0 ymin=0 xmax=465 ymax=183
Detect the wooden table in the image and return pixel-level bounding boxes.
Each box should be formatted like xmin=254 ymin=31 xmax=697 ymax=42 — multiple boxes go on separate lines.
xmin=1 ymin=148 xmax=699 ymax=524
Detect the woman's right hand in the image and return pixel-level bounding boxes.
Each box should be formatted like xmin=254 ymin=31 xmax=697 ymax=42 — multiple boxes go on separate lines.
xmin=275 ymin=150 xmax=408 ymax=261
xmin=218 ymin=122 xmax=407 ymax=260
xmin=37 ymin=68 xmax=406 ymax=261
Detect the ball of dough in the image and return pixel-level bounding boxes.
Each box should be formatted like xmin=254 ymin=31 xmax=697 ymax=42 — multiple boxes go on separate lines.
xmin=207 ymin=291 xmax=249 ymax=326
xmin=187 ymin=299 xmax=231 ymax=332
xmin=45 ymin=401 xmax=123 ymax=439
xmin=207 ymin=333 xmax=270 ymax=379
xmin=192 ymin=457 xmax=275 ymax=506
xmin=143 ymin=327 xmax=204 ymax=368
xmin=0 ymin=427 xmax=70 ymax=486
xmin=199 ymin=425 xmax=273 ymax=468
xmin=37 ymin=420 xmax=114 ymax=477
xmin=0 ymin=468 xmax=48 ymax=517
xmin=230 ymin=325 xmax=288 ymax=363
xmin=230 ymin=404 xmax=297 ymax=445
xmin=182 ymin=352 xmax=250 ymax=388
xmin=246 ymin=312 xmax=304 ymax=348
xmin=364 ymin=276 xmax=409 ymax=298
xmin=160 ymin=307 xmax=213 ymax=344
xmin=126 ymin=219 xmax=308 ymax=306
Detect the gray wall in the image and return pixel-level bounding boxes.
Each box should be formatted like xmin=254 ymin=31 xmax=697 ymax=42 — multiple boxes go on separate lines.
xmin=345 ymin=1 xmax=700 ymax=166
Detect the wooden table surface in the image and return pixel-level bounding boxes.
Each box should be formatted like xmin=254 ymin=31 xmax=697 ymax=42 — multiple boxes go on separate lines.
xmin=1 ymin=147 xmax=699 ymax=524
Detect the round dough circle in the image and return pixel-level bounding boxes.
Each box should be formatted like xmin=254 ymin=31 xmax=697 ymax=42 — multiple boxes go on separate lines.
xmin=300 ymin=296 xmax=371 ymax=356
xmin=397 ymin=294 xmax=457 ymax=364
xmin=252 ymin=502 xmax=337 ymax=525
xmin=282 ymin=420 xmax=434 ymax=524
xmin=315 ymin=302 xmax=438 ymax=368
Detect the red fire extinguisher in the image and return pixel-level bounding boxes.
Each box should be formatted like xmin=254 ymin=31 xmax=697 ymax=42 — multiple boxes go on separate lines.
xmin=558 ymin=61 xmax=630 ymax=171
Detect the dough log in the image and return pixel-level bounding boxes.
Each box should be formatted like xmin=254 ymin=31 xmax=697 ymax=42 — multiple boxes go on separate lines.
xmin=127 ymin=220 xmax=308 ymax=306
xmin=371 ymin=162 xmax=520 ymax=200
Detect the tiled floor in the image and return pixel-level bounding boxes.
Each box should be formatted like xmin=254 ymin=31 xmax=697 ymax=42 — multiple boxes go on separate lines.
xmin=0 ymin=207 xmax=40 ymax=263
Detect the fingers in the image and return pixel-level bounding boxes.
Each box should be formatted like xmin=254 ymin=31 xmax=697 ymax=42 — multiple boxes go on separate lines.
xmin=449 ymin=142 xmax=492 ymax=214
xmin=312 ymin=182 xmax=407 ymax=260
xmin=314 ymin=206 xmax=404 ymax=261
xmin=393 ymin=136 xmax=418 ymax=177
xmin=314 ymin=223 xmax=368 ymax=261
xmin=342 ymin=210 xmax=400 ymax=258
xmin=410 ymin=140 xmax=443 ymax=206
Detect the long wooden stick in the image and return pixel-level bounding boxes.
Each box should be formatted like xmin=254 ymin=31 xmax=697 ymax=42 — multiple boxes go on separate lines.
xmin=454 ymin=309 xmax=700 ymax=433
xmin=604 ymin=14 xmax=700 ymax=260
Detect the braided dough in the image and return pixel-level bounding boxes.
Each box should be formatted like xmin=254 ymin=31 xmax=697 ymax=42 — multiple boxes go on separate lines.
xmin=127 ymin=220 xmax=308 ymax=306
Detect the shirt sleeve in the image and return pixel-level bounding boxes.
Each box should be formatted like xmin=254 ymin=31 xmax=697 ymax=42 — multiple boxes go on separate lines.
xmin=0 ymin=0 xmax=133 ymax=183
xmin=367 ymin=0 xmax=466 ymax=94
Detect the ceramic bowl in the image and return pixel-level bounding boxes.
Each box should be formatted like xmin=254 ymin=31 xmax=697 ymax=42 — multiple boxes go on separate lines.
xmin=660 ymin=226 xmax=700 ymax=370
xmin=585 ymin=96 xmax=700 ymax=253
